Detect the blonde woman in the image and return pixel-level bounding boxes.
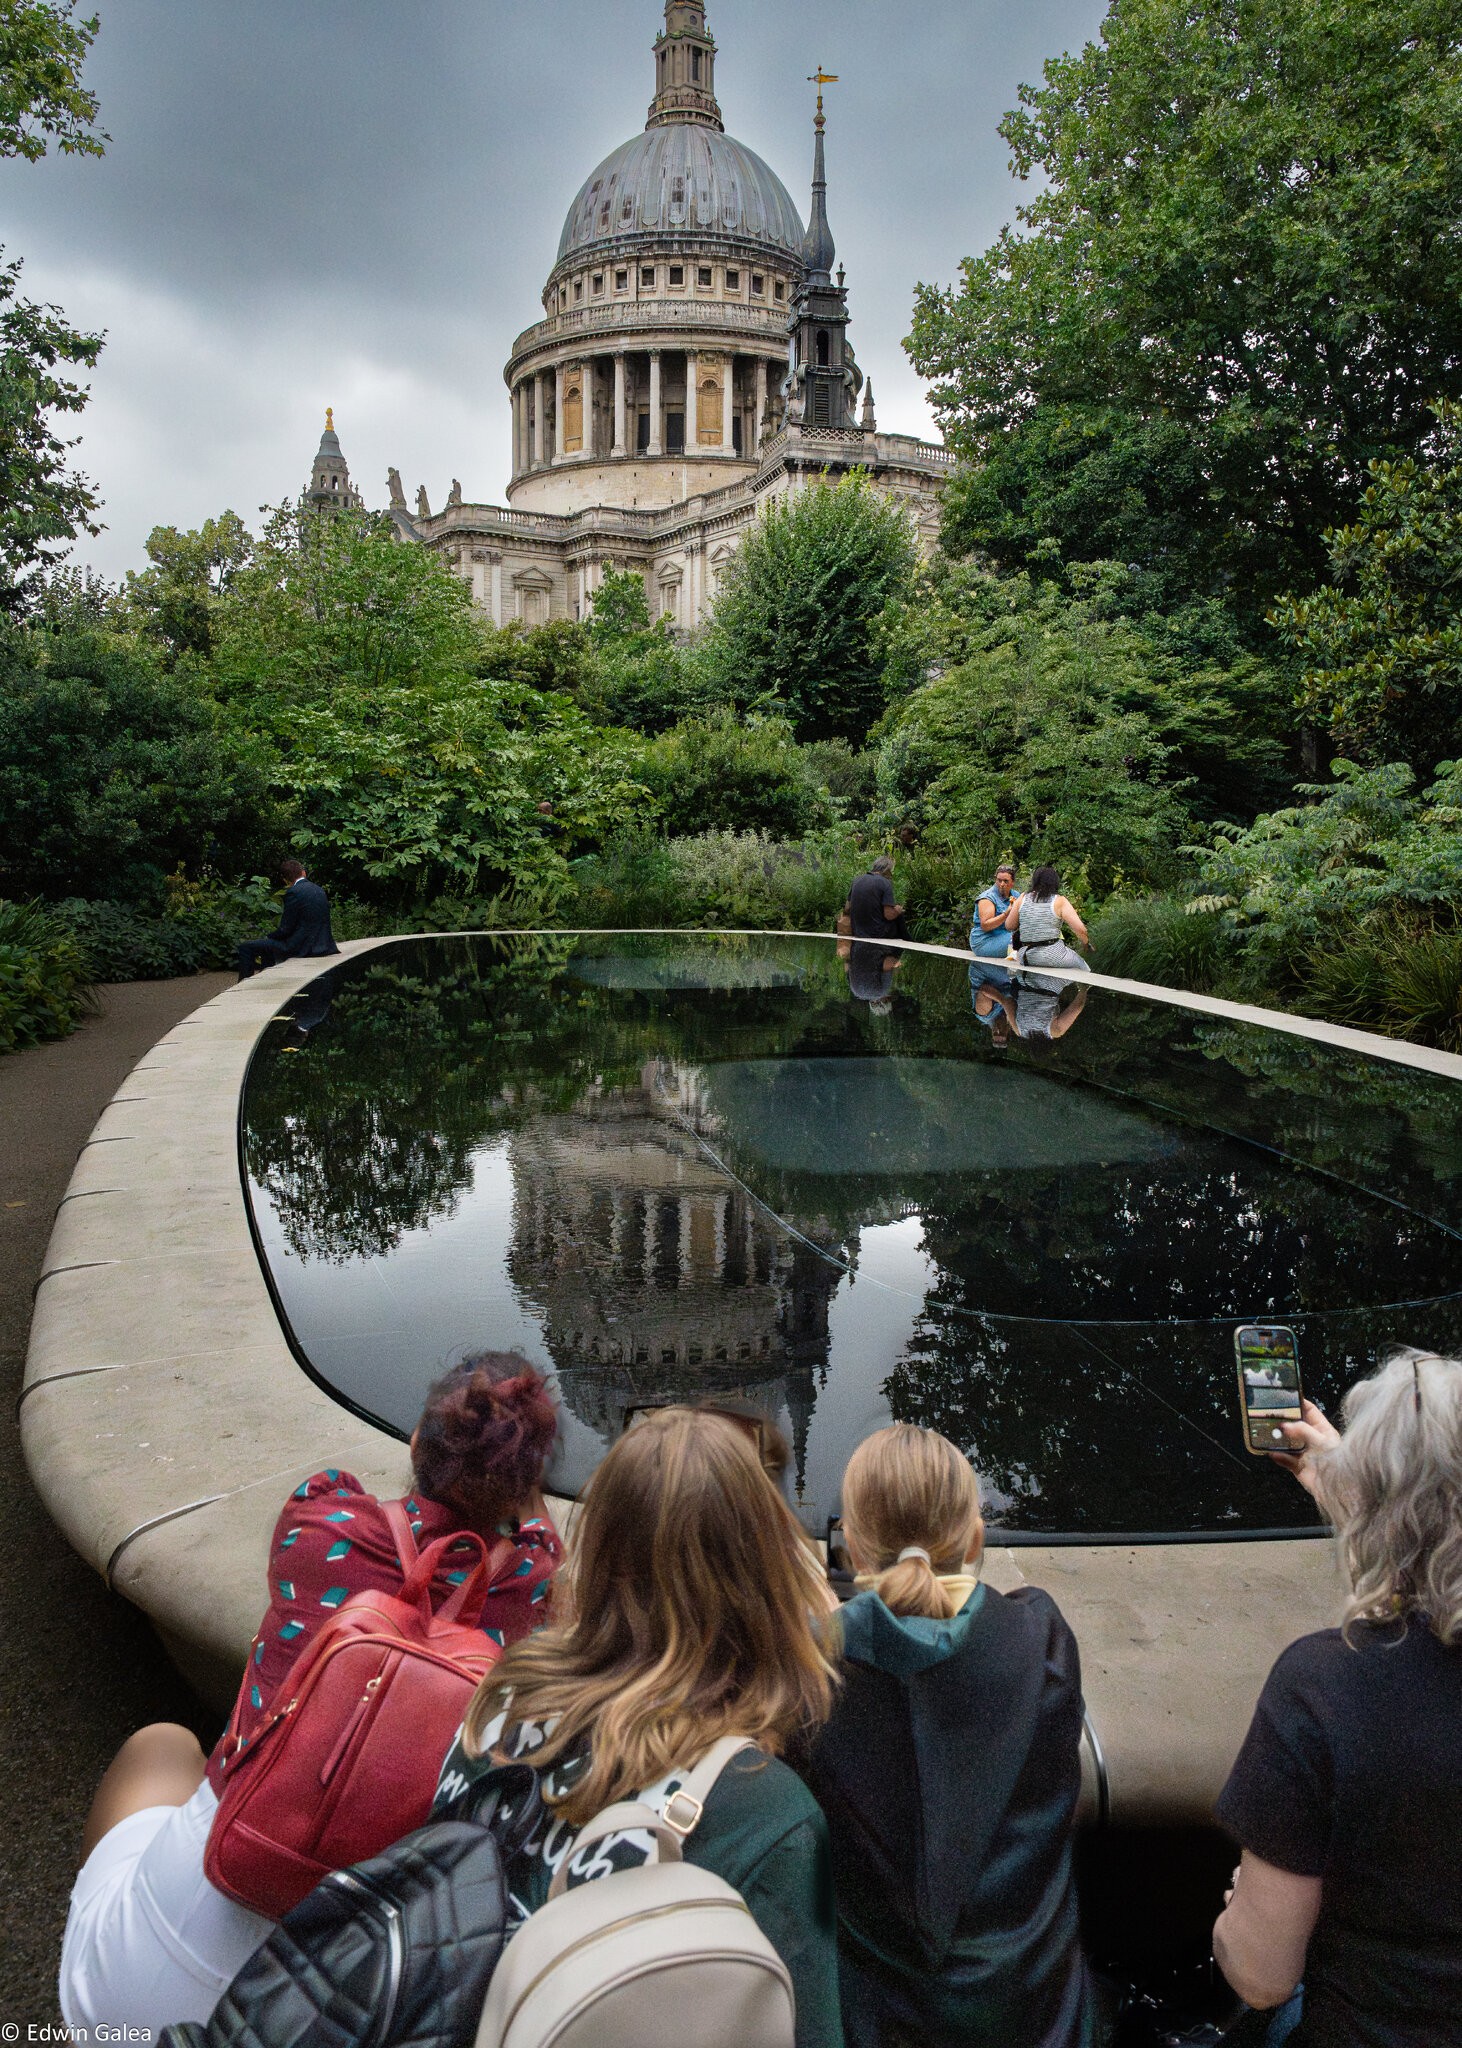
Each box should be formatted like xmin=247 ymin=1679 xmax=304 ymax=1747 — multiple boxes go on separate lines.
xmin=431 ymin=1407 xmax=844 ymax=2048
xmin=801 ymin=1425 xmax=1092 ymax=2048
xmin=1213 ymin=1350 xmax=1462 ymax=2047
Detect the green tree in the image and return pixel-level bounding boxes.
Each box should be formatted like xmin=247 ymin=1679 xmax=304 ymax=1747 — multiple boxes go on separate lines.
xmin=210 ymin=505 xmax=652 ymax=906
xmin=0 ymin=255 xmax=102 ymax=607
xmin=579 ymin=564 xmax=705 ymax=732
xmin=876 ymin=573 xmax=1198 ymax=890
xmin=123 ymin=511 xmax=252 ymax=660
xmin=641 ymin=711 xmax=832 ymax=838
xmin=0 ymin=630 xmax=278 ymax=904
xmin=1273 ymin=401 xmax=1462 ymax=773
xmin=909 ymin=0 xmax=1462 ymax=614
xmin=699 ymin=472 xmax=918 ymax=744
xmin=0 ymin=1 xmax=106 ymax=606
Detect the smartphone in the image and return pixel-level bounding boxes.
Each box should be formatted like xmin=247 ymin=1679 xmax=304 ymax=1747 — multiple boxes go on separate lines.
xmin=1235 ymin=1324 xmax=1303 ymax=1457
xmin=825 ymin=1516 xmax=855 ymax=1587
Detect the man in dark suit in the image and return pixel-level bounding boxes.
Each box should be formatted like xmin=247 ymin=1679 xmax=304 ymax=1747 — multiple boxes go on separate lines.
xmin=236 ymin=858 xmax=340 ymax=979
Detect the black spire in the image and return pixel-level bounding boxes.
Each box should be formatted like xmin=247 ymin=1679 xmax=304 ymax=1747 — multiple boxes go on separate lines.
xmin=802 ymin=91 xmax=836 ymax=282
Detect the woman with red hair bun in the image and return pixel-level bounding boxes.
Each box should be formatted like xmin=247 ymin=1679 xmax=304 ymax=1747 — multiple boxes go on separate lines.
xmin=60 ymin=1352 xmax=562 ymax=2033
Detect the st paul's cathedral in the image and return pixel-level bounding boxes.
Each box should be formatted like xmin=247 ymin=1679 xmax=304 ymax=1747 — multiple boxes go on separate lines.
xmin=308 ymin=1 xmax=950 ymax=629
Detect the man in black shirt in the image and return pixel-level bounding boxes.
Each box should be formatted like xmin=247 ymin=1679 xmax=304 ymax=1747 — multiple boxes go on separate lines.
xmin=846 ymin=855 xmax=906 ymax=942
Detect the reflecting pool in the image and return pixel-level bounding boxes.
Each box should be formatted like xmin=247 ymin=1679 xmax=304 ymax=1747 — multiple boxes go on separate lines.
xmin=240 ymin=934 xmax=1462 ymax=1540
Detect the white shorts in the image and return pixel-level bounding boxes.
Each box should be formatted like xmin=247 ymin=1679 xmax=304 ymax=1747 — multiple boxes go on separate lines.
xmin=59 ymin=1777 xmax=274 ymax=2033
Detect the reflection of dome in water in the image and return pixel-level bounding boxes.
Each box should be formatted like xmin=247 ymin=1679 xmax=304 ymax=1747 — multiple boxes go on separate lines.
xmin=506 ymin=1075 xmax=842 ymax=1479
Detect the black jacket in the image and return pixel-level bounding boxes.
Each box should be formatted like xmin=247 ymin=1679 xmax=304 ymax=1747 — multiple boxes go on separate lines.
xmin=267 ymin=878 xmax=338 ymax=959
xmin=802 ymin=1584 xmax=1094 ymax=2048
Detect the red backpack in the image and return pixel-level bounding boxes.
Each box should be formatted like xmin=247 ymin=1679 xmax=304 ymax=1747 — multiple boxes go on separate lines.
xmin=205 ymin=1502 xmax=511 ymax=1918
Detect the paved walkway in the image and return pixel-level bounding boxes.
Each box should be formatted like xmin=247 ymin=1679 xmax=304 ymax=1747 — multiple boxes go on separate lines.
xmin=0 ymin=975 xmax=231 ymax=2012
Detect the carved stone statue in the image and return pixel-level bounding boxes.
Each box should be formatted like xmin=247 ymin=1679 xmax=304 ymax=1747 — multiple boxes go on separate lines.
xmin=447 ymin=478 xmax=463 ymax=507
xmin=386 ymin=467 xmax=407 ymax=509
xmin=416 ymin=485 xmax=431 ymax=519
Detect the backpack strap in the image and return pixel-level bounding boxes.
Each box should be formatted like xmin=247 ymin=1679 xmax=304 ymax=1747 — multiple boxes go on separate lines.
xmin=545 ymin=1736 xmax=756 ymax=1901
xmin=381 ymin=1498 xmax=421 ymax=1574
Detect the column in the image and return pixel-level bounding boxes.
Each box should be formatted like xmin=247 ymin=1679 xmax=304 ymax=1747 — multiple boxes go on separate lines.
xmin=490 ymin=554 xmax=503 ymax=625
xmin=533 ymin=371 xmax=546 ymax=468
xmin=755 ymin=357 xmax=768 ymax=446
xmin=612 ymin=352 xmax=627 ymax=457
xmin=722 ymin=353 xmax=735 ymax=452
xmin=647 ymin=349 xmax=663 ymax=455
xmin=685 ymin=349 xmax=699 ymax=453
xmin=554 ymin=362 xmax=566 ymax=459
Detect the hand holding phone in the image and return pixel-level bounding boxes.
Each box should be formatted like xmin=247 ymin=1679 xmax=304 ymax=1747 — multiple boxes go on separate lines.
xmin=1235 ymin=1324 xmax=1304 ymax=1457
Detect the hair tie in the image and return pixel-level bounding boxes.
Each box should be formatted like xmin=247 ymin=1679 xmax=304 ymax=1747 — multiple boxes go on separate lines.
xmin=896 ymin=1545 xmax=932 ymax=1566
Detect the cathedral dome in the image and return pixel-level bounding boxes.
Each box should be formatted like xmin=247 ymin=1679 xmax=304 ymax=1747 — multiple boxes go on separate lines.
xmin=555 ymin=124 xmax=805 ymax=269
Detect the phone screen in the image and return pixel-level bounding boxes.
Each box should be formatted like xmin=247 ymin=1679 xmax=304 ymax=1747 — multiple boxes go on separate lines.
xmin=1235 ymin=1324 xmax=1303 ymax=1455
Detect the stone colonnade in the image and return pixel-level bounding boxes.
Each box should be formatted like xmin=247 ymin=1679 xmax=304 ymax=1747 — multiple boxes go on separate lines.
xmin=511 ymin=348 xmax=780 ymax=475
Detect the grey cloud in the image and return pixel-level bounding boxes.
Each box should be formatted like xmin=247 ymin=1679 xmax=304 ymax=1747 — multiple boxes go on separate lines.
xmin=0 ymin=0 xmax=1109 ymax=579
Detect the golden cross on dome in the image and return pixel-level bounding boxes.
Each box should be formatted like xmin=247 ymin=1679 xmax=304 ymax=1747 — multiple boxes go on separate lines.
xmin=807 ymin=68 xmax=839 ymax=122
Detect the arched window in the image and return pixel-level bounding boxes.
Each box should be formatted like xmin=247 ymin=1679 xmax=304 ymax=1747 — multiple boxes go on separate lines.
xmin=816 ymin=331 xmax=830 ymax=367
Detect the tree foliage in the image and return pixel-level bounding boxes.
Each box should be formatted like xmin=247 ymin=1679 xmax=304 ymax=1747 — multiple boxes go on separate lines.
xmin=876 ymin=563 xmax=1292 ymax=888
xmin=641 ymin=711 xmax=832 ymax=839
xmin=0 ymin=0 xmax=102 ymax=161
xmin=123 ymin=511 xmax=252 ymax=659
xmin=0 ymin=629 xmax=277 ymax=904
xmin=1273 ymin=401 xmax=1462 ymax=773
xmin=909 ymin=0 xmax=1462 ymax=613
xmin=207 ymin=505 xmax=652 ymax=906
xmin=0 ymin=253 xmax=102 ymax=605
xmin=699 ymin=473 xmax=918 ymax=743
xmin=0 ymin=0 xmax=105 ymax=606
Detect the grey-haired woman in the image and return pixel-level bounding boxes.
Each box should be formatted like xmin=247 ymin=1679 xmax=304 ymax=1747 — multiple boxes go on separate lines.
xmin=1212 ymin=1349 xmax=1462 ymax=2047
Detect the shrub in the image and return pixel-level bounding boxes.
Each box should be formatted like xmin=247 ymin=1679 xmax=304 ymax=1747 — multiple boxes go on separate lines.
xmin=566 ymin=829 xmax=862 ymax=931
xmin=1089 ymin=895 xmax=1226 ymax=992
xmin=52 ymin=876 xmax=278 ymax=981
xmin=0 ymin=899 xmax=92 ymax=1053
xmin=641 ymin=714 xmax=832 ymax=839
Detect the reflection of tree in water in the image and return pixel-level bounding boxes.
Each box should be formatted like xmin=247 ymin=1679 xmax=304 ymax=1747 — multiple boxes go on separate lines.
xmin=240 ymin=932 xmax=1462 ymax=1533
xmin=244 ymin=942 xmax=579 ymax=1262
xmin=885 ymin=1286 xmax=1462 ymax=1536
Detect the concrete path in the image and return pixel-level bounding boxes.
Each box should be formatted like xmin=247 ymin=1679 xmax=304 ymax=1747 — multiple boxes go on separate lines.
xmin=0 ymin=975 xmax=230 ymax=2013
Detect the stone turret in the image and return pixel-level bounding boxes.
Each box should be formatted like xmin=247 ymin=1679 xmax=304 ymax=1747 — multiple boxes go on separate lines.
xmin=648 ymin=0 xmax=722 ymax=130
xmin=785 ymin=90 xmax=861 ymax=430
xmin=306 ymin=408 xmax=363 ymax=512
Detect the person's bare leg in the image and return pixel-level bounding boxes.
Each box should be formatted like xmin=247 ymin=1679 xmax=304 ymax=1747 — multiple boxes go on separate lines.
xmin=80 ymin=1723 xmax=207 ymax=1862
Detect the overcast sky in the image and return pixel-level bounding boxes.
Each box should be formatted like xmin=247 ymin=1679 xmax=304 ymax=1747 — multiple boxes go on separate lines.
xmin=1 ymin=0 xmax=1110 ymax=580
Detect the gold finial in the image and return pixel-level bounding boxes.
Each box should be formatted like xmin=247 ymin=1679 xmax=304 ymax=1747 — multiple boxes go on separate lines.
xmin=325 ymin=406 xmax=334 ymax=431
xmin=807 ymin=67 xmax=839 ymax=125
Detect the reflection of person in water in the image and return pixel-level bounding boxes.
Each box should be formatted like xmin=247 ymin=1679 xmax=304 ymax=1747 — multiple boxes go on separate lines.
xmin=975 ymin=968 xmax=1089 ymax=1049
xmin=969 ymin=960 xmax=1015 ymax=1048
xmin=846 ymin=939 xmax=901 ymax=1014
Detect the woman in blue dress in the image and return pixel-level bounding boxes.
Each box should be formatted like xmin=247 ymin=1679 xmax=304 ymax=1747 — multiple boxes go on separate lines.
xmin=970 ymin=865 xmax=1018 ymax=958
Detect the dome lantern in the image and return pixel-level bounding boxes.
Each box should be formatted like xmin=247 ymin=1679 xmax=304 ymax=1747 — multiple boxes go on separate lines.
xmin=648 ymin=1 xmax=722 ymax=132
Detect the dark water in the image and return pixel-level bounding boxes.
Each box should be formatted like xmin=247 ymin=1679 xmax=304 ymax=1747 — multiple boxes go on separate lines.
xmin=240 ymin=933 xmax=1462 ymax=1540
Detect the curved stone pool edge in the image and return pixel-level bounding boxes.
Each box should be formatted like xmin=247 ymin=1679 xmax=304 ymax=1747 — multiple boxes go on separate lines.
xmin=23 ymin=933 xmax=1372 ymax=1827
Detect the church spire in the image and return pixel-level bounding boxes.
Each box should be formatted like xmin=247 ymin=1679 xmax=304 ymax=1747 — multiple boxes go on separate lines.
xmin=802 ymin=71 xmax=838 ymax=282
xmin=647 ymin=1 xmax=722 ymax=130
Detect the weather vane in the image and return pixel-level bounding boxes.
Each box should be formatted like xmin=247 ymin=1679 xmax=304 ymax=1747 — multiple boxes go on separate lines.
xmin=807 ymin=67 xmax=839 ymax=123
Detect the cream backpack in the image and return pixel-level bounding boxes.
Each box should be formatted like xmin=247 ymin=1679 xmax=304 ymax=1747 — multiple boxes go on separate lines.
xmin=474 ymin=1735 xmax=796 ymax=2048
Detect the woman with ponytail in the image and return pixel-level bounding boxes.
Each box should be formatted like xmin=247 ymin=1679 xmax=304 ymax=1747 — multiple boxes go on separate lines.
xmin=61 ymin=1352 xmax=562 ymax=2032
xmin=803 ymin=1424 xmax=1093 ymax=2048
